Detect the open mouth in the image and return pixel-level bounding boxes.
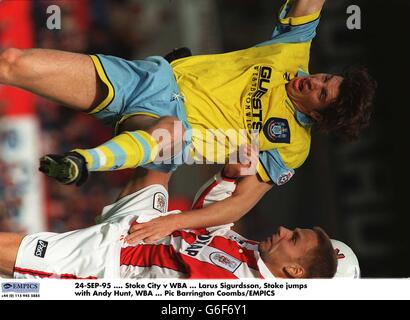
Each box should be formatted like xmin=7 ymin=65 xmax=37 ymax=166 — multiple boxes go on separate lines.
xmin=298 ymin=78 xmax=304 ymax=92
xmin=293 ymin=78 xmax=304 ymax=93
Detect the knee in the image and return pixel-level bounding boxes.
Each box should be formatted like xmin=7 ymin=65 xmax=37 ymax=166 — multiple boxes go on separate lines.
xmin=0 ymin=48 xmax=23 ymax=64
xmin=0 ymin=48 xmax=24 ymax=83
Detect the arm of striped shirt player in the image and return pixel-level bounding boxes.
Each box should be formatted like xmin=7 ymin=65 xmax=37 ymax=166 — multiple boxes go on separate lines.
xmin=169 ymin=173 xmax=272 ymax=231
xmin=125 ymin=171 xmax=272 ymax=244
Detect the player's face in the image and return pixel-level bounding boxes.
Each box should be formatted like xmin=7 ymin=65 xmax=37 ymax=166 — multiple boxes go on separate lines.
xmin=286 ymin=73 xmax=343 ymax=118
xmin=259 ymin=226 xmax=318 ymax=267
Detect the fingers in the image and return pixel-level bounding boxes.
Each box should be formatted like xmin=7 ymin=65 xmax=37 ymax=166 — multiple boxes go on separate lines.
xmin=126 ymin=221 xmax=150 ymax=242
xmin=238 ymin=144 xmax=250 ymax=165
xmin=143 ymin=236 xmax=160 ymax=244
xmin=129 ymin=221 xmax=142 ymax=233
xmin=248 ymin=146 xmax=259 ymax=166
xmin=125 ymin=230 xmax=162 ymax=244
xmin=125 ymin=229 xmax=152 ymax=244
xmin=245 ymin=144 xmax=252 ymax=157
xmin=238 ymin=144 xmax=258 ymax=164
xmin=238 ymin=144 xmax=258 ymax=176
xmin=126 ymin=220 xmax=164 ymax=244
xmin=223 ymin=144 xmax=259 ymax=178
xmin=125 ymin=215 xmax=176 ymax=244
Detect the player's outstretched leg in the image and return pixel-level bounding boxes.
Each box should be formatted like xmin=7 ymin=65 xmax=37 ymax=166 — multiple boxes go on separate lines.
xmin=39 ymin=130 xmax=157 ymax=186
xmin=39 ymin=116 xmax=182 ymax=186
xmin=0 ymin=48 xmax=106 ymax=111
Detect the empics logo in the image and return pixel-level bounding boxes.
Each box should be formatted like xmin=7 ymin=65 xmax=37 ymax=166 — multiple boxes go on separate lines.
xmin=34 ymin=240 xmax=48 ymax=258
xmin=2 ymin=283 xmax=12 ymax=290
xmin=1 ymin=282 xmax=40 ymax=293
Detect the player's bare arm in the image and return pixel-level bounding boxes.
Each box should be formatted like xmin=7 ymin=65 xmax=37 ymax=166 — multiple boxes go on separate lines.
xmin=0 ymin=233 xmax=25 ymax=276
xmin=287 ymin=0 xmax=326 ymax=17
xmin=126 ymin=172 xmax=272 ymax=244
xmin=0 ymin=166 xmax=168 ymax=277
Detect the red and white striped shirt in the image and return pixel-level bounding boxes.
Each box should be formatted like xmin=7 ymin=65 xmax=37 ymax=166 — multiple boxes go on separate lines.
xmin=119 ymin=173 xmax=275 ymax=279
xmin=13 ymin=173 xmax=274 ymax=279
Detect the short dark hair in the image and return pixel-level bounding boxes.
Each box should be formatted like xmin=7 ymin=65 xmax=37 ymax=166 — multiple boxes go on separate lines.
xmin=300 ymin=227 xmax=337 ymax=278
xmin=316 ymin=66 xmax=377 ymax=141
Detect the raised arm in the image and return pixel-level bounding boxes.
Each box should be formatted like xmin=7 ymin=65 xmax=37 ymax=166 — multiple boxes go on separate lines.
xmin=287 ymin=0 xmax=326 ymax=17
xmin=177 ymin=173 xmax=272 ymax=229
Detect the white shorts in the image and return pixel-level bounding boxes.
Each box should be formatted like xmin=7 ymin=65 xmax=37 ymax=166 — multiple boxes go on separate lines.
xmin=14 ymin=184 xmax=169 ymax=279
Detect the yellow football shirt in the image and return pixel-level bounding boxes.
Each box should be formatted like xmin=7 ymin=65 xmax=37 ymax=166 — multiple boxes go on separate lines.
xmin=172 ymin=1 xmax=321 ymax=184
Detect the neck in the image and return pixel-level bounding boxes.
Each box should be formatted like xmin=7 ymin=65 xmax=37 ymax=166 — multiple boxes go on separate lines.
xmin=260 ymin=255 xmax=284 ymax=278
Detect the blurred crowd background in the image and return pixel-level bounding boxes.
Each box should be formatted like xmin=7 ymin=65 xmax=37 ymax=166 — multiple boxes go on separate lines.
xmin=1 ymin=0 xmax=409 ymax=277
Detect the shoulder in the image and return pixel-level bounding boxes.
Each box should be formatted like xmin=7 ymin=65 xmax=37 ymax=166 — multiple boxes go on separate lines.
xmin=281 ymin=122 xmax=311 ymax=169
xmin=276 ymin=104 xmax=312 ymax=169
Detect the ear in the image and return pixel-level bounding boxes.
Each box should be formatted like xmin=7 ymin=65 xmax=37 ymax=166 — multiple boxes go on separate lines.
xmin=309 ymin=111 xmax=323 ymax=122
xmin=284 ymin=264 xmax=305 ymax=278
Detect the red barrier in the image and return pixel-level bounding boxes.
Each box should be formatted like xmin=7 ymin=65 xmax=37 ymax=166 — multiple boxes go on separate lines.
xmin=0 ymin=0 xmax=35 ymax=115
